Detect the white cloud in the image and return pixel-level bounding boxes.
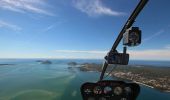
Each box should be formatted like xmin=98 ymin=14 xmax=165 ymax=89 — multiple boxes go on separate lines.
xmin=1 ymin=49 xmax=170 ymax=60
xmin=129 ymin=49 xmax=170 ymax=60
xmin=42 ymin=24 xmax=55 ymax=33
xmin=165 ymin=45 xmax=170 ymax=49
xmin=168 ymin=25 xmax=170 ymax=28
xmin=55 ymin=49 xmax=170 ymax=60
xmin=0 ymin=20 xmax=22 ymax=31
xmin=0 ymin=0 xmax=54 ymax=16
xmin=55 ymin=50 xmax=107 ymax=54
xmin=72 ymin=0 xmax=125 ymax=17
xmin=143 ymin=30 xmax=165 ymax=42
xmin=41 ymin=20 xmax=66 ymax=33
xmin=55 ymin=50 xmax=107 ymax=59
xmin=143 ymin=24 xmax=170 ymax=43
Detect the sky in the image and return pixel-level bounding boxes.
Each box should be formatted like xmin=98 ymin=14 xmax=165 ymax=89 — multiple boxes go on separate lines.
xmin=0 ymin=0 xmax=170 ymax=60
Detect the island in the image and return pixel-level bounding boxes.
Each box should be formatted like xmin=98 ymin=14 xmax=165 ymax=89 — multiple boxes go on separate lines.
xmin=36 ymin=60 xmax=52 ymax=64
xmin=77 ymin=63 xmax=170 ymax=92
xmin=68 ymin=62 xmax=77 ymax=66
xmin=0 ymin=64 xmax=15 ymax=66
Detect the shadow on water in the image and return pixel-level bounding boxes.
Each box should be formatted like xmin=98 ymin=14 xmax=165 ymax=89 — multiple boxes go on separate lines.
xmin=59 ymin=75 xmax=82 ymax=100
xmin=59 ymin=69 xmax=100 ymax=100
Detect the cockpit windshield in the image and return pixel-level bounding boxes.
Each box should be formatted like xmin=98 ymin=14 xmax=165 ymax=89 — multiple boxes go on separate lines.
xmin=0 ymin=0 xmax=170 ymax=100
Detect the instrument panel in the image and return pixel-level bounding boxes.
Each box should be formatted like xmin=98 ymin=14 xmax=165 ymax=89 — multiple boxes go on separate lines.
xmin=81 ymin=80 xmax=140 ymax=100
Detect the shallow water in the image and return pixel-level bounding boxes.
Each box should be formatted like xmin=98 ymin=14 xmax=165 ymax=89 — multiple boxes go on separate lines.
xmin=0 ymin=59 xmax=170 ymax=100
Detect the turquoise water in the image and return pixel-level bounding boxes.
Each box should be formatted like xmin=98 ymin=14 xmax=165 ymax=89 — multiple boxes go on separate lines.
xmin=0 ymin=59 xmax=170 ymax=100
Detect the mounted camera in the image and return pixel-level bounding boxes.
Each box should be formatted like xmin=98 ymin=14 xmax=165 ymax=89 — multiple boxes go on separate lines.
xmin=123 ymin=27 xmax=141 ymax=47
xmin=105 ymin=47 xmax=129 ymax=65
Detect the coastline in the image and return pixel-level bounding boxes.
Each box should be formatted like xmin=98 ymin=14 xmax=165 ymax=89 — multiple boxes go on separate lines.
xmin=133 ymin=81 xmax=154 ymax=88
xmin=83 ymin=70 xmax=170 ymax=93
xmin=74 ymin=63 xmax=170 ymax=93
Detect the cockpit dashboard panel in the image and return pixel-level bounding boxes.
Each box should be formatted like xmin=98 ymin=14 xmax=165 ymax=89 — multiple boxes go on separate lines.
xmin=81 ymin=80 xmax=140 ymax=100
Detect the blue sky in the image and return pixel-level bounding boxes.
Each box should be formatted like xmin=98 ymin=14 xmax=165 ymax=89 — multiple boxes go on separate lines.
xmin=0 ymin=0 xmax=170 ymax=60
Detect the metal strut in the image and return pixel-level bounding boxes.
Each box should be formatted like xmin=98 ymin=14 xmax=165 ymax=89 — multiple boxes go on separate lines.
xmin=99 ymin=0 xmax=149 ymax=81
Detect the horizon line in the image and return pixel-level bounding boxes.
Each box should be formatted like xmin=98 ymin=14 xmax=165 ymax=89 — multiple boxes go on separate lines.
xmin=0 ymin=58 xmax=169 ymax=61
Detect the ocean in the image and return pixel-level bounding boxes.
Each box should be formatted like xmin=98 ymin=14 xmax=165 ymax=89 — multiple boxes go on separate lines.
xmin=0 ymin=59 xmax=170 ymax=100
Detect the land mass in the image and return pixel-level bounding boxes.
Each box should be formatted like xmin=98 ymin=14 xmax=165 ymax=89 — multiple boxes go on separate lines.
xmin=36 ymin=60 xmax=52 ymax=64
xmin=0 ymin=64 xmax=15 ymax=66
xmin=68 ymin=62 xmax=78 ymax=66
xmin=77 ymin=63 xmax=170 ymax=92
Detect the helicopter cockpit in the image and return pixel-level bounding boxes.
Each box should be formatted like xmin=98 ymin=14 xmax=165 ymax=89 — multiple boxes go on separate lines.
xmin=80 ymin=0 xmax=149 ymax=100
xmin=81 ymin=80 xmax=140 ymax=100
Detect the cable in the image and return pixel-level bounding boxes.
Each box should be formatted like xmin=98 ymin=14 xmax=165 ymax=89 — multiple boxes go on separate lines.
xmin=103 ymin=64 xmax=118 ymax=80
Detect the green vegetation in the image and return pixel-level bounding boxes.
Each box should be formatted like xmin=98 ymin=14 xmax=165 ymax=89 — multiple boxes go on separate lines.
xmin=77 ymin=63 xmax=170 ymax=92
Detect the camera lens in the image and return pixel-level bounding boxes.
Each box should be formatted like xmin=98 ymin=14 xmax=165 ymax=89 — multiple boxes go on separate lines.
xmin=129 ymin=32 xmax=139 ymax=43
